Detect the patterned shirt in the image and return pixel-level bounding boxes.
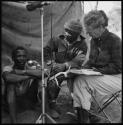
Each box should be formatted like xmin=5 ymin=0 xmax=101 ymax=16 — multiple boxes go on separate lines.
xmin=87 ymin=29 xmax=122 ymax=74
xmin=44 ymin=35 xmax=87 ymax=65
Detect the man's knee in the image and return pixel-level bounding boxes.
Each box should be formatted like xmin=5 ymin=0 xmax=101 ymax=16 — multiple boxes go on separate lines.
xmin=47 ymin=80 xmax=60 ymax=100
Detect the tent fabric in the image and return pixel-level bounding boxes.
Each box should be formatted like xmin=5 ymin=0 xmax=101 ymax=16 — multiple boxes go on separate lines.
xmin=2 ymin=1 xmax=83 ymax=67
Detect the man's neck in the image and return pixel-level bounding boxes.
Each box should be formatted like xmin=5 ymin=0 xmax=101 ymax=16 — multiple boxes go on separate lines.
xmin=67 ymin=35 xmax=81 ymax=46
xmin=14 ymin=65 xmax=25 ymax=70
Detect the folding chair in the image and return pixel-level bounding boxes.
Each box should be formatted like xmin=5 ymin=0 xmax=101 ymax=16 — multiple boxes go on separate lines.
xmin=98 ymin=90 xmax=121 ymax=113
xmin=49 ymin=70 xmax=122 ymax=123
xmin=85 ymin=80 xmax=122 ymax=123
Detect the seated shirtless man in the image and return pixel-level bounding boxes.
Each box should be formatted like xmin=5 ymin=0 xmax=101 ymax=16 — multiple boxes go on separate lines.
xmin=2 ymin=46 xmax=49 ymax=123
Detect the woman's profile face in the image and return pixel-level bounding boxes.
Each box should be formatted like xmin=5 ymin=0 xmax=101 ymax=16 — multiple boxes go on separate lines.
xmin=85 ymin=25 xmax=102 ymax=38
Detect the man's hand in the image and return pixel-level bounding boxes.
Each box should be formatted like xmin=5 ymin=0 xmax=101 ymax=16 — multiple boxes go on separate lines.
xmin=92 ymin=67 xmax=99 ymax=72
xmin=67 ymin=48 xmax=83 ymax=59
xmin=72 ymin=54 xmax=85 ymax=65
xmin=51 ymin=63 xmax=66 ymax=75
xmin=44 ymin=69 xmax=50 ymax=77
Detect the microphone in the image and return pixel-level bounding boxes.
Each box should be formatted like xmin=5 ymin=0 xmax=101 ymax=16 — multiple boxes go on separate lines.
xmin=26 ymin=1 xmax=51 ymax=11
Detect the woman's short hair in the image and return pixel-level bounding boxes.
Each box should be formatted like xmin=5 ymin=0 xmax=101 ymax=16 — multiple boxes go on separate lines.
xmin=84 ymin=10 xmax=108 ymax=28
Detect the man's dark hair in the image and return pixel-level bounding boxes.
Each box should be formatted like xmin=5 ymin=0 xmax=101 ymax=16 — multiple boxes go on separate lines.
xmin=12 ymin=46 xmax=27 ymax=61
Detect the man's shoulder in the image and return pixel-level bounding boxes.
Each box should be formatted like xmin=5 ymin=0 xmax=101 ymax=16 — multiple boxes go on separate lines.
xmin=48 ymin=35 xmax=64 ymax=45
xmin=2 ymin=64 xmax=14 ymax=73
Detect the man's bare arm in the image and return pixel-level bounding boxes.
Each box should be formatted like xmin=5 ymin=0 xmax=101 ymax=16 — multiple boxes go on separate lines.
xmin=14 ymin=69 xmax=49 ymax=78
xmin=2 ymin=71 xmax=32 ymax=83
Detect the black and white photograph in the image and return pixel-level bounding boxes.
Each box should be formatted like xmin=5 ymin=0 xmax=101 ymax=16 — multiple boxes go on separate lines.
xmin=1 ymin=1 xmax=122 ymax=123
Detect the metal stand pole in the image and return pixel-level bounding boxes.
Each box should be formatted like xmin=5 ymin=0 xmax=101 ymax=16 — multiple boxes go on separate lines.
xmin=35 ymin=7 xmax=56 ymax=124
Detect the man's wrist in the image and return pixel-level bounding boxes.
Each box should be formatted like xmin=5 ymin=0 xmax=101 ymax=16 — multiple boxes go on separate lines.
xmin=64 ymin=62 xmax=69 ymax=69
xmin=23 ymin=70 xmax=27 ymax=74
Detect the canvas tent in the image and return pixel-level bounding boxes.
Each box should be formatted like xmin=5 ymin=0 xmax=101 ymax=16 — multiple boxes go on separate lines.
xmin=2 ymin=1 xmax=83 ymax=67
xmin=1 ymin=1 xmax=121 ymax=123
xmin=2 ymin=1 xmax=121 ymax=67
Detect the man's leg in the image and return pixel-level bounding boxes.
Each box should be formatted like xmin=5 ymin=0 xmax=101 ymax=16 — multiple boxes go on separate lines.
xmin=46 ymin=80 xmax=61 ymax=118
xmin=20 ymin=79 xmax=41 ymax=111
xmin=26 ymin=79 xmax=39 ymax=105
xmin=7 ymin=84 xmax=17 ymax=123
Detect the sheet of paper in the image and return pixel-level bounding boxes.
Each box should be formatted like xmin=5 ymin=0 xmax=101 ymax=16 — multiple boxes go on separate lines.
xmin=68 ymin=69 xmax=103 ymax=76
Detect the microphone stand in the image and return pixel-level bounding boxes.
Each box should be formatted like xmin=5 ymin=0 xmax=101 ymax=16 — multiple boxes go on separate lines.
xmin=36 ymin=7 xmax=56 ymax=124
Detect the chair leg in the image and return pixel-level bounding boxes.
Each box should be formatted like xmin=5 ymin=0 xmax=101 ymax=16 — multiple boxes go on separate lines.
xmin=99 ymin=91 xmax=121 ymax=113
xmin=115 ymin=97 xmax=121 ymax=106
xmin=84 ymin=80 xmax=112 ymax=123
xmin=91 ymin=93 xmax=112 ymax=123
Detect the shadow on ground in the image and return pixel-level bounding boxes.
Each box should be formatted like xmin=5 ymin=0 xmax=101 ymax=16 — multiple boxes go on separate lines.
xmin=1 ymin=83 xmax=121 ymax=123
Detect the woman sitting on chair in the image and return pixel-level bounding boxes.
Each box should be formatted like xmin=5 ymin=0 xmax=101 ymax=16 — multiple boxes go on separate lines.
xmin=73 ymin=10 xmax=122 ymax=123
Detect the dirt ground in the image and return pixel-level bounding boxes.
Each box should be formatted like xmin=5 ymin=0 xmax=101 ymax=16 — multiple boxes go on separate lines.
xmin=1 ymin=82 xmax=121 ymax=123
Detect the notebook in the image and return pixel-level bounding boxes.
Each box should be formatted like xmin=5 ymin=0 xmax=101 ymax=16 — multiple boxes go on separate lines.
xmin=68 ymin=68 xmax=103 ymax=76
